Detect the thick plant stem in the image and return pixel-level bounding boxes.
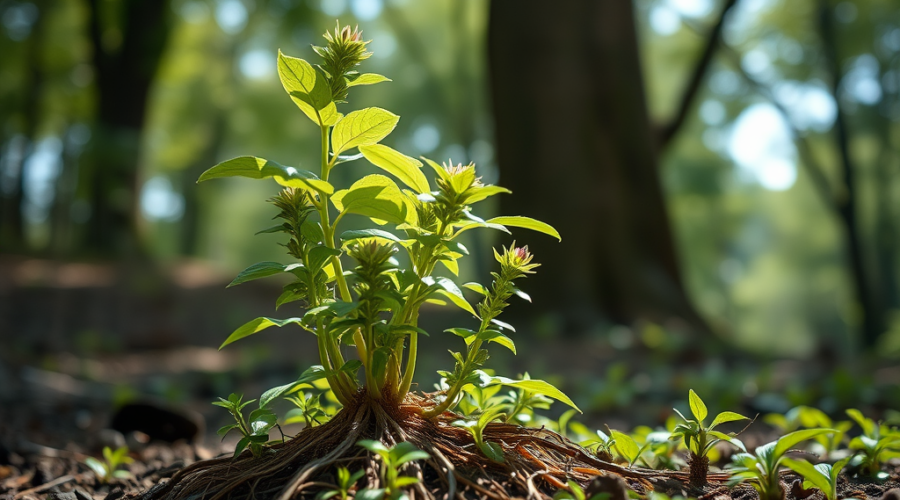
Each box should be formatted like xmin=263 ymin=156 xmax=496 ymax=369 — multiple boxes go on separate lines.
xmin=318 ymin=323 xmax=350 ymax=406
xmin=319 ymin=125 xmax=352 ymax=303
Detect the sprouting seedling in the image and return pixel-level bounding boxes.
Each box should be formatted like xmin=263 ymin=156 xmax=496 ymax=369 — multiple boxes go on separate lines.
xmin=452 ymin=406 xmax=507 ymax=463
xmin=631 ymin=426 xmax=682 ymax=470
xmin=84 ymin=446 xmax=133 ymax=484
xmin=569 ymin=423 xmax=616 ymax=462
xmin=782 ymin=456 xmax=852 ymax=500
xmin=845 ymin=408 xmax=900 ymax=478
xmin=670 ymin=389 xmax=749 ymax=486
xmin=607 ymin=428 xmax=652 ymax=468
xmin=284 ymin=390 xmax=329 ymax=428
xmin=213 ymin=393 xmax=278 ymax=458
xmin=318 ymin=466 xmax=365 ymax=500
xmin=728 ymin=428 xmax=836 ymax=500
xmin=356 ymin=440 xmax=430 ymax=499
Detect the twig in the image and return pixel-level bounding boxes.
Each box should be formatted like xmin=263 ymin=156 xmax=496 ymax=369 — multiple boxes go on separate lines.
xmin=14 ymin=474 xmax=78 ymax=499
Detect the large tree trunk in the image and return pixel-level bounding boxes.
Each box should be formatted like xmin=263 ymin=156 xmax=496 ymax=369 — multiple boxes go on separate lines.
xmin=488 ymin=0 xmax=707 ymax=332
xmin=79 ymin=0 xmax=171 ymax=256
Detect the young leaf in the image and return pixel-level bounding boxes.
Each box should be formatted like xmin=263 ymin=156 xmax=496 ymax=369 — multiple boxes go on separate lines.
xmin=220 ymin=317 xmax=303 ymax=349
xmin=710 ymin=411 xmax=749 ymax=429
xmin=332 ymin=175 xmax=409 ymax=225
xmin=332 ymin=108 xmax=400 ymax=155
xmin=198 ymin=156 xmax=334 ymax=194
xmin=773 ymin=428 xmax=836 ymax=458
xmin=487 ymin=376 xmax=580 ymax=412
xmin=228 ymin=262 xmax=289 ymax=288
xmin=277 ymin=50 xmax=339 ymax=126
xmin=341 ymin=228 xmax=403 ymax=243
xmin=782 ymin=458 xmax=832 ymax=495
xmin=347 ymin=73 xmax=391 ymax=87
xmin=486 ymin=216 xmax=561 ymax=241
xmin=430 ymin=277 xmax=478 ymax=318
xmin=476 ymin=330 xmax=517 ymax=354
xmin=609 ymin=430 xmax=640 ymax=465
xmin=359 ymin=144 xmax=430 ymax=193
xmin=259 ymin=365 xmax=328 ymax=408
xmin=689 ymin=389 xmax=708 ymax=422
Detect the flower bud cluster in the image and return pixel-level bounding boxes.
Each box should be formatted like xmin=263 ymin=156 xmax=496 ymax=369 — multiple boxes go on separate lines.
xmin=477 ymin=244 xmax=539 ymax=324
xmin=313 ymin=23 xmax=372 ymax=102
xmin=348 ymin=239 xmax=398 ymax=320
xmin=269 ymin=188 xmax=315 ymax=260
xmin=433 ymin=160 xmax=483 ymax=225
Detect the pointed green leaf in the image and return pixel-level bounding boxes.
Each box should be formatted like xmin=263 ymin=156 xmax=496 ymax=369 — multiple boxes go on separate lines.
xmin=689 ymin=389 xmax=708 ymax=422
xmin=347 ymin=73 xmax=391 ymax=87
xmin=774 ymin=428 xmax=836 ymax=458
xmin=259 ymin=365 xmax=328 ymax=408
xmin=609 ymin=430 xmax=640 ymax=464
xmin=359 ymin=144 xmax=430 ymax=193
xmin=219 ymin=317 xmax=303 ymax=349
xmin=710 ymin=411 xmax=749 ymax=429
xmin=476 ymin=330 xmax=516 ymax=355
xmin=463 ymin=185 xmax=511 ymax=204
xmin=332 ymin=108 xmax=399 ymax=155
xmin=332 ymin=174 xmax=408 ymax=224
xmin=486 ymin=216 xmax=560 ymax=241
xmin=487 ymin=376 xmax=580 ymax=412
xmin=277 ymin=50 xmax=338 ymax=126
xmin=340 ymin=228 xmax=403 ymax=243
xmin=198 ymin=156 xmax=334 ymax=194
xmin=227 ymin=262 xmax=289 ymax=288
xmin=782 ymin=458 xmax=832 ymax=495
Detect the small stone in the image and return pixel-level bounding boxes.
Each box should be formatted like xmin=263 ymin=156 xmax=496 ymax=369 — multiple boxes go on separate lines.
xmin=105 ymin=487 xmax=126 ymax=500
xmin=46 ymin=492 xmax=77 ymax=500
xmin=880 ymin=488 xmax=900 ymax=500
xmin=585 ymin=475 xmax=629 ymax=500
xmin=73 ymin=489 xmax=93 ymax=500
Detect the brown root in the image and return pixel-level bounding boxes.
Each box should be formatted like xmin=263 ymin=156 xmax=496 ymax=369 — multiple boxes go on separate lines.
xmin=141 ymin=393 xmax=725 ymax=500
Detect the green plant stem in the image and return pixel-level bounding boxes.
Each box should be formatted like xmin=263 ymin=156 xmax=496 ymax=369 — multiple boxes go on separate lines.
xmin=423 ymin=316 xmax=491 ymax=418
xmin=318 ymin=318 xmax=351 ymax=406
xmin=318 ymin=125 xmax=352 ymax=303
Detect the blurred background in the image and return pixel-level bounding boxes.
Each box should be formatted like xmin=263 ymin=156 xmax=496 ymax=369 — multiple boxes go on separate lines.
xmin=1 ymin=0 xmax=899 ymax=448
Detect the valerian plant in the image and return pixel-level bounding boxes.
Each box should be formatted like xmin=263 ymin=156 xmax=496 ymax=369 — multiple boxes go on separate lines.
xmin=845 ymin=408 xmax=900 ymax=478
xmin=202 ymin=22 xmax=572 ymax=461
xmin=84 ymin=446 xmax=133 ymax=484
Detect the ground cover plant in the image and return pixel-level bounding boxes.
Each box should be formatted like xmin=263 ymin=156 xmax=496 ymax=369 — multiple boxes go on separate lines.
xmin=140 ymin=22 xmax=900 ymax=500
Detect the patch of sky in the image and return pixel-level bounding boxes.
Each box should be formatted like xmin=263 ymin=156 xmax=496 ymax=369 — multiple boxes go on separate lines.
xmin=22 ymin=136 xmax=63 ymax=224
xmin=215 ymin=0 xmax=248 ymax=35
xmin=240 ymin=49 xmax=276 ymax=80
xmin=727 ymin=103 xmax=797 ymax=191
xmin=319 ymin=0 xmax=347 ymax=17
xmin=141 ymin=176 xmax=185 ymax=222
xmin=351 ymin=0 xmax=382 ymax=21
xmin=842 ymin=54 xmax=882 ymax=106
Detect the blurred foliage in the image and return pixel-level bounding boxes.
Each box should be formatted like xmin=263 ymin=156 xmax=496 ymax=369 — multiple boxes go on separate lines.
xmin=0 ymin=0 xmax=898 ymax=363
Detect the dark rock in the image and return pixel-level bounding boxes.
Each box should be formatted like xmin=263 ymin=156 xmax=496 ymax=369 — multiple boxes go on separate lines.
xmin=47 ymin=492 xmax=78 ymax=500
xmin=74 ymin=489 xmax=93 ymax=500
xmin=105 ymin=487 xmax=126 ymax=500
xmin=110 ymin=403 xmax=202 ymax=443
xmin=584 ymin=475 xmax=629 ymax=500
xmin=881 ymin=488 xmax=900 ymax=500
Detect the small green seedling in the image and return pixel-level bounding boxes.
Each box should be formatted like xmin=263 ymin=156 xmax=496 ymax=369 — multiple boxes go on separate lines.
xmin=318 ymin=466 xmax=365 ymax=500
xmin=846 ymin=408 xmax=900 ymax=478
xmin=729 ymin=428 xmax=835 ymax=500
xmin=284 ymin=390 xmax=329 ymax=428
xmin=84 ymin=446 xmax=133 ymax=484
xmin=552 ymin=480 xmax=609 ymax=500
xmin=766 ymin=406 xmax=851 ymax=456
xmin=670 ymin=390 xmax=748 ymax=485
xmin=782 ymin=456 xmax=851 ymax=500
xmin=356 ymin=440 xmax=430 ymax=500
xmin=608 ymin=429 xmax=652 ymax=468
xmin=213 ymin=393 xmax=278 ymax=458
xmin=452 ymin=406 xmax=507 ymax=463
xmin=569 ymin=422 xmax=616 ymax=462
xmin=632 ymin=426 xmax=682 ymax=470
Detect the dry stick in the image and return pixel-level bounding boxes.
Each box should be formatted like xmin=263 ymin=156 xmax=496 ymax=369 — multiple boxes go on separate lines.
xmin=277 ymin=405 xmax=369 ymax=500
xmin=422 ymin=445 xmax=459 ymax=500
xmin=13 ymin=474 xmax=78 ymax=499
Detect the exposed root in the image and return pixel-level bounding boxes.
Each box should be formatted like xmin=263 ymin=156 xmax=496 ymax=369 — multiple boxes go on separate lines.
xmin=142 ymin=393 xmax=725 ymax=500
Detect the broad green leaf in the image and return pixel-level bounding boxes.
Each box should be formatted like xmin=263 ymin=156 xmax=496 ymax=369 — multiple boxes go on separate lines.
xmin=228 ymin=261 xmax=289 ymax=288
xmin=347 ymin=73 xmax=391 ymax=87
xmin=439 ymin=257 xmax=459 ymax=276
xmin=332 ymin=108 xmax=399 ymax=155
xmin=332 ymin=174 xmax=408 ymax=224
xmin=774 ymin=428 xmax=836 ymax=458
xmin=464 ymin=185 xmax=511 ymax=204
xmin=198 ymin=156 xmax=333 ymax=194
xmin=710 ymin=411 xmax=749 ymax=429
xmin=487 ymin=376 xmax=580 ymax=412
xmin=357 ymin=439 xmax=389 ymax=455
xmin=220 ymin=317 xmax=302 ymax=349
xmin=277 ymin=50 xmax=338 ymax=126
xmin=391 ymin=442 xmax=430 ymax=466
xmin=434 ymin=286 xmax=478 ymax=318
xmin=308 ymin=246 xmax=341 ymax=273
xmin=609 ymin=430 xmax=640 ymax=464
xmin=689 ymin=389 xmax=708 ymax=422
xmin=708 ymin=430 xmax=747 ymax=452
xmin=463 ymin=282 xmax=489 ymax=295
xmin=476 ymin=330 xmax=516 ymax=354
xmin=782 ymin=458 xmax=832 ymax=495
xmin=84 ymin=457 xmax=107 ymax=478
xmin=340 ymin=228 xmax=403 ymax=243
xmin=259 ymin=365 xmax=327 ymax=408
xmin=486 ymin=216 xmax=561 ymax=241
xmin=846 ymin=409 xmax=875 ymax=437
xmin=359 ymin=144 xmax=430 ymax=193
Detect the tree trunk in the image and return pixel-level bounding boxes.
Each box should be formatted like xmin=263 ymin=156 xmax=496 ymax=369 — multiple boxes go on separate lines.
xmin=488 ymin=0 xmax=707 ymax=332
xmin=80 ymin=0 xmax=171 ymax=256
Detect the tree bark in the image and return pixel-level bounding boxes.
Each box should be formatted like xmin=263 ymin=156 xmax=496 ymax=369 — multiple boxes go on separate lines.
xmin=488 ymin=0 xmax=708 ymax=331
xmin=80 ymin=0 xmax=171 ymax=256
